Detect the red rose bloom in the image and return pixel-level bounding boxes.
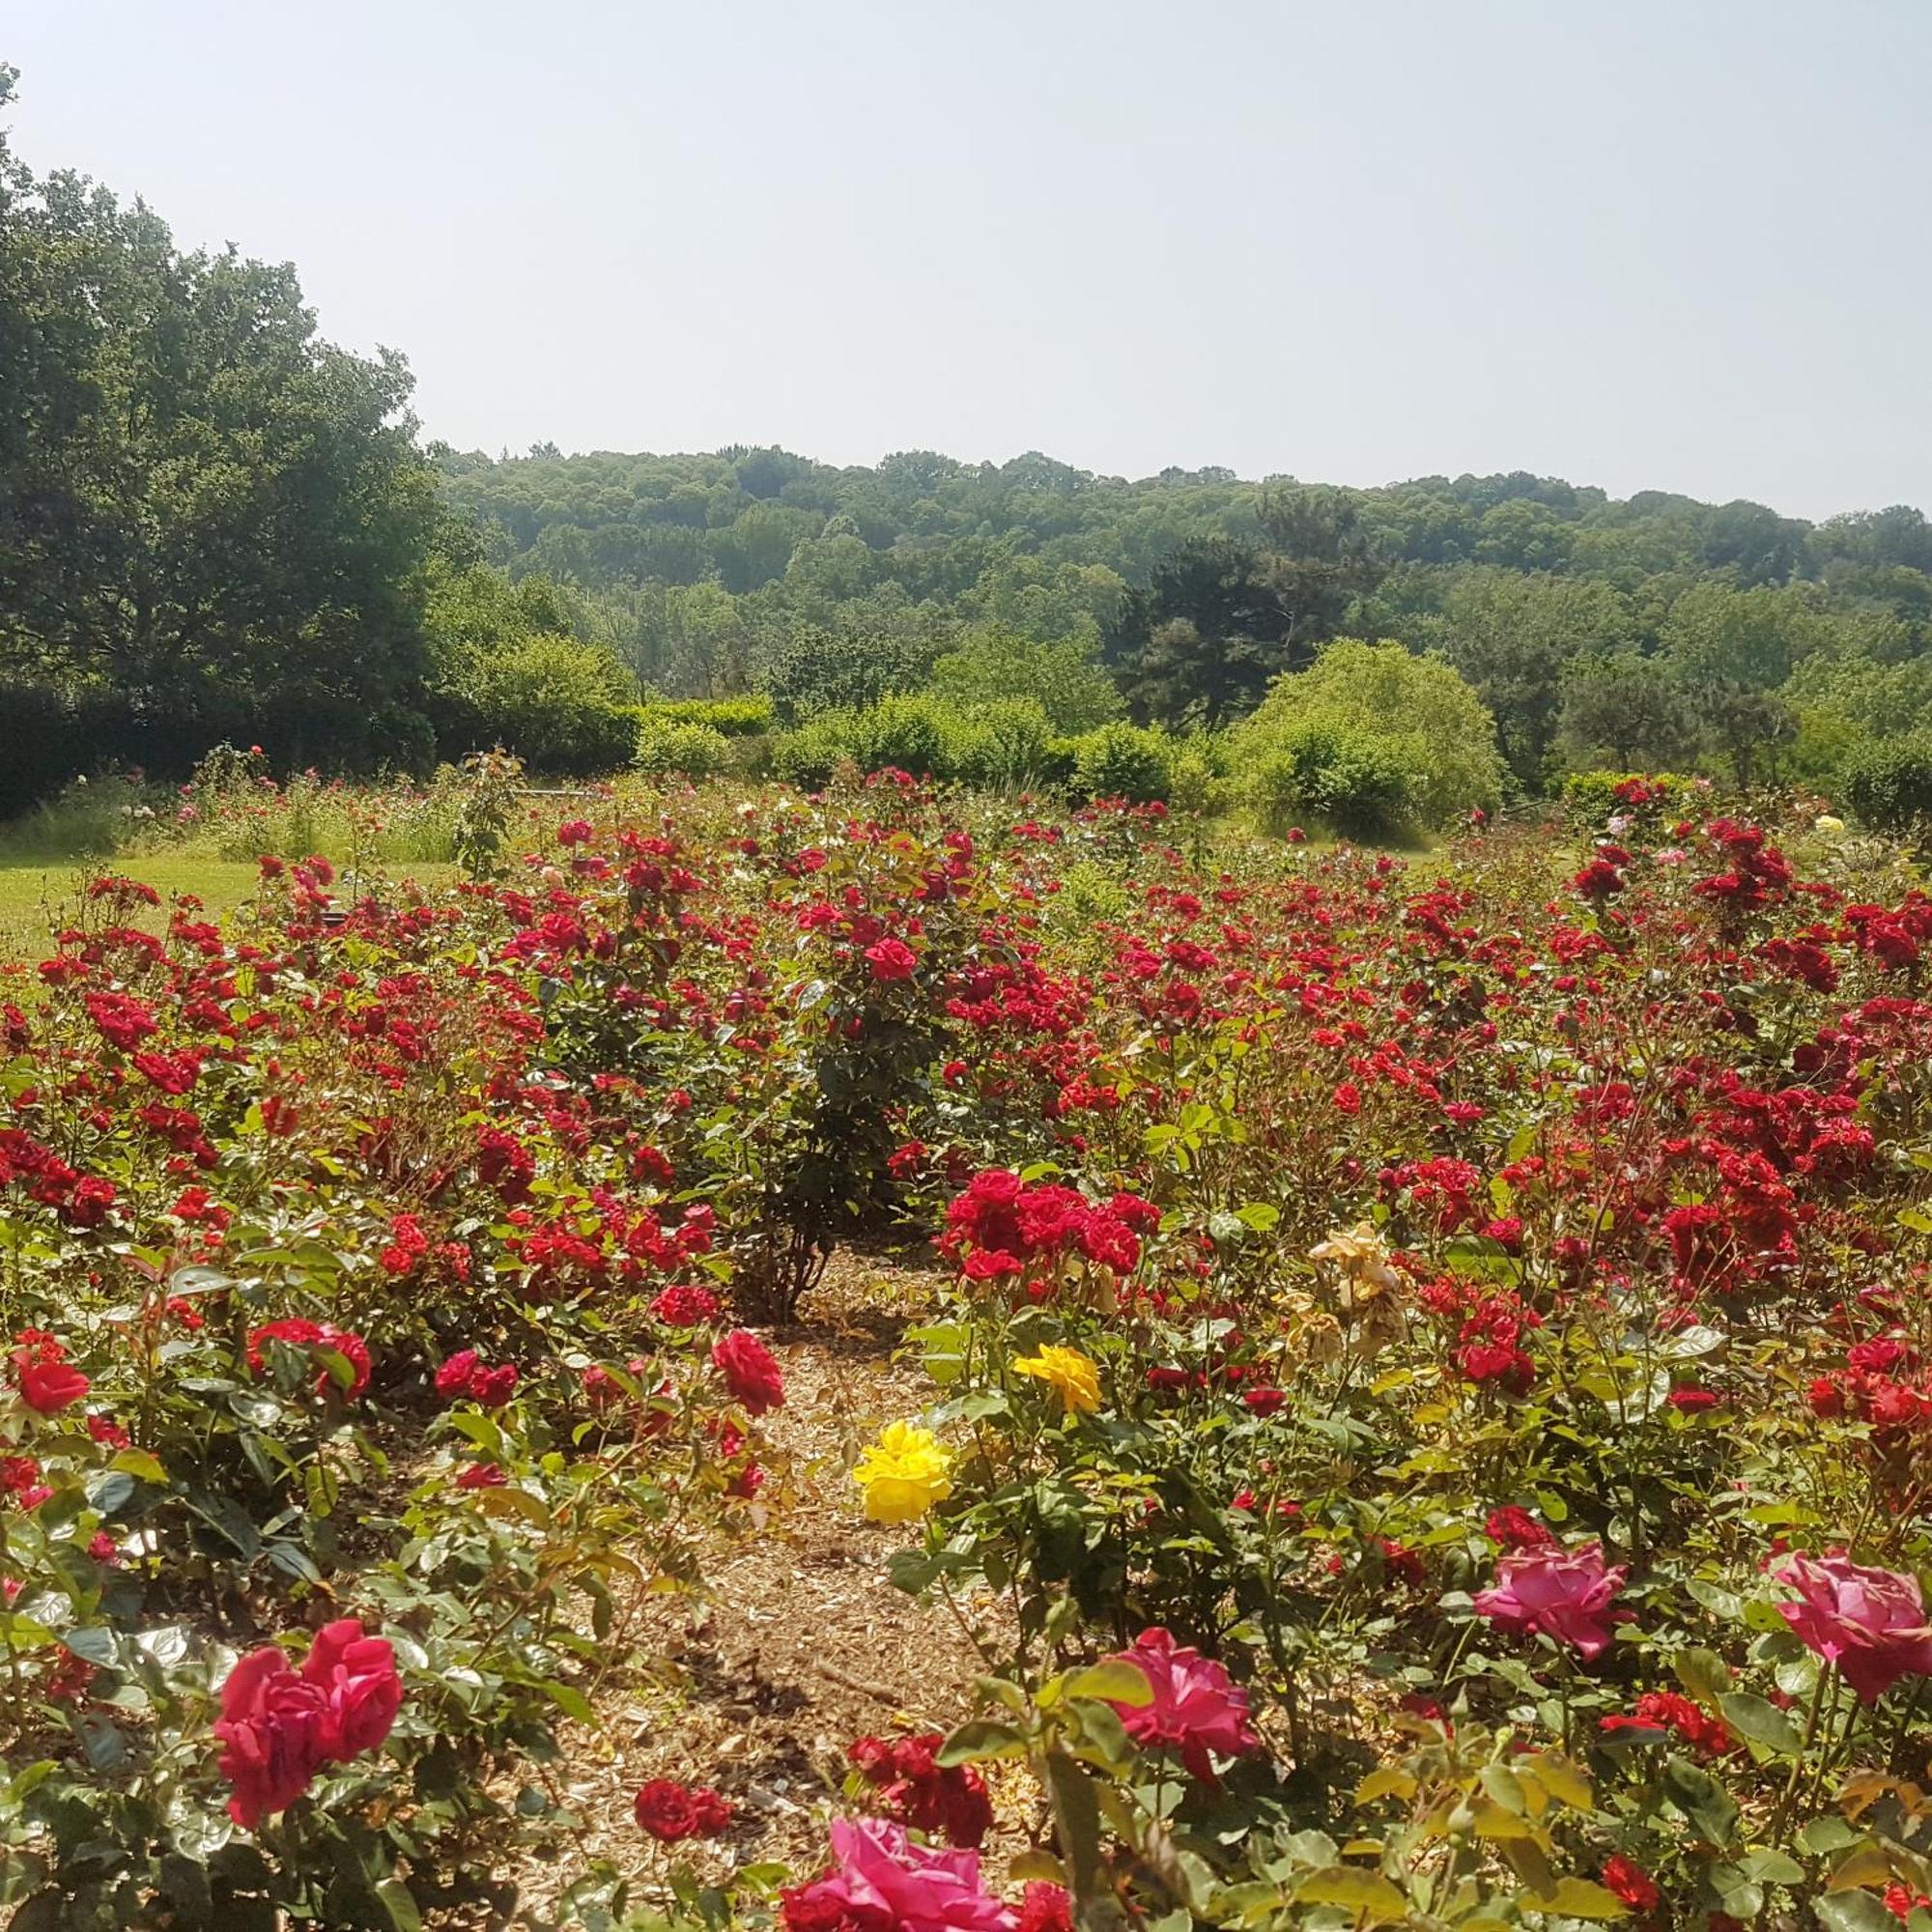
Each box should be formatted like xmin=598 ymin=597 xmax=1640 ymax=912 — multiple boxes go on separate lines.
xmin=1600 ymin=1856 xmax=1660 ymax=1913
xmin=214 ymin=1619 xmax=401 ymax=1830
xmin=712 ymin=1328 xmax=785 ymax=1415
xmin=635 ymin=1777 xmax=732 ymax=1841
xmin=15 ymin=1342 xmax=89 ymax=1415
xmin=864 ymin=938 xmax=918 ymax=982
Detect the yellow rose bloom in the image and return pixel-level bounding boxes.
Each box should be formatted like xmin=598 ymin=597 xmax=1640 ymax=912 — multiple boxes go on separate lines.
xmin=1011 ymin=1343 xmax=1102 ymax=1416
xmin=853 ymin=1421 xmax=954 ymax=1523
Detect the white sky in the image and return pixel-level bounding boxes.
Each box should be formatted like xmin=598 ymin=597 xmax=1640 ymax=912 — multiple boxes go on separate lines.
xmin=9 ymin=0 xmax=1929 ymax=520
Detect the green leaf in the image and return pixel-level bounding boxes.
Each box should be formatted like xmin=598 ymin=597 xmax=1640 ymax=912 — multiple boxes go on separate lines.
xmin=110 ymin=1448 xmax=168 ymax=1486
xmin=1719 ymin=1690 xmax=1803 ymax=1755
xmin=1043 ymin=1747 xmax=1103 ymax=1907
xmin=935 ymin=1720 xmax=1027 ymax=1766
xmin=1526 ymin=1879 xmax=1631 ymax=1919
xmin=1739 ymin=1849 xmax=1805 ymax=1886
xmin=539 ymin=1679 xmax=594 ymax=1723
xmin=1063 ymin=1660 xmax=1151 ymax=1707
xmin=375 ymin=1879 xmax=423 ymax=1932
xmin=1671 ymin=1645 xmax=1732 ymax=1707
xmin=1801 ymin=1817 xmax=1863 ymax=1857
xmin=1817 ymin=1895 xmax=1912 ymax=1932
xmin=84 ymin=1470 xmax=135 ymax=1516
xmin=1293 ymin=1867 xmax=1410 ymax=1924
xmin=1662 ymin=1754 xmax=1739 ymax=1847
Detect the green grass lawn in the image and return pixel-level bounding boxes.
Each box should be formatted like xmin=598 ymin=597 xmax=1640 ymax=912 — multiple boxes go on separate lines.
xmin=0 ymin=856 xmax=459 ymax=974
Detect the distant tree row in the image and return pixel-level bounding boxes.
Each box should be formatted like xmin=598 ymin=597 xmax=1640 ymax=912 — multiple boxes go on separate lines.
xmin=441 ymin=436 xmax=1932 ymax=797
xmin=5 ymin=60 xmax=1932 ymax=817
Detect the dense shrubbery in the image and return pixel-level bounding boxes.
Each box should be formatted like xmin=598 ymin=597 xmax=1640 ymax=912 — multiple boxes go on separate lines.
xmin=1842 ymin=735 xmax=1932 ymax=836
xmin=6 ymin=779 xmax=1932 ymax=1927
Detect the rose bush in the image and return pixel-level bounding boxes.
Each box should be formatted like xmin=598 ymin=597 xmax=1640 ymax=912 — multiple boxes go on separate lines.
xmin=4 ymin=772 xmax=1932 ymax=1929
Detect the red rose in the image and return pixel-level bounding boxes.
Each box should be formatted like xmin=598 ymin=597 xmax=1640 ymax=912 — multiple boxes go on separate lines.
xmin=712 ymin=1329 xmax=785 ymax=1415
xmin=214 ymin=1646 xmax=333 ymax=1829
xmin=434 ymin=1350 xmax=479 ymax=1400
xmin=635 ymin=1777 xmax=732 ymax=1841
xmin=864 ymin=938 xmax=918 ymax=982
xmin=17 ymin=1354 xmax=89 ymax=1415
xmin=303 ymin=1618 xmax=403 ymax=1760
xmin=214 ymin=1620 xmax=402 ymax=1831
xmin=1600 ymin=1856 xmax=1660 ymax=1913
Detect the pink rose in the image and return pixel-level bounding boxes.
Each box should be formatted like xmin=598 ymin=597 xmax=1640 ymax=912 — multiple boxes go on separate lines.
xmin=784 ymin=1818 xmax=1015 ymax=1932
xmin=1474 ymin=1540 xmax=1626 ymax=1661
xmin=1774 ymin=1551 xmax=1932 ymax=1703
xmin=1106 ymin=1626 xmax=1260 ymax=1782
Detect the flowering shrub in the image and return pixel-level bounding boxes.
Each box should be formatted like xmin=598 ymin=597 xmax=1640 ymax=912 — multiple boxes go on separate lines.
xmin=5 ymin=776 xmax=1932 ymax=1928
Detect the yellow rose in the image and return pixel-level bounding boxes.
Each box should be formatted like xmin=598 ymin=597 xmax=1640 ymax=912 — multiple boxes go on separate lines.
xmin=1011 ymin=1343 xmax=1102 ymax=1416
xmin=853 ymin=1421 xmax=953 ymax=1523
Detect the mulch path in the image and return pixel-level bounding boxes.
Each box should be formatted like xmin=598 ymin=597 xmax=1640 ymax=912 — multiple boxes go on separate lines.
xmin=498 ymin=1257 xmax=1018 ymax=1927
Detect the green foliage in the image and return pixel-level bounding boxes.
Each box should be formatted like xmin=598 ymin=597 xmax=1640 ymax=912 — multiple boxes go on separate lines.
xmin=760 ymin=622 xmax=942 ymax=724
xmin=1250 ymin=723 xmax=1414 ymax=840
xmin=1071 ymin=723 xmax=1174 ymax=805
xmin=952 ymin=700 xmax=1060 ymax=793
xmin=930 ymin=628 xmax=1123 ymax=734
xmin=1558 ymin=768 xmax=1699 ymax=824
xmin=1238 ymin=639 xmax=1504 ymax=828
xmin=637 ymin=694 xmax=773 ymax=736
xmin=431 ymin=631 xmax=637 ymax=775
xmin=0 ymin=87 xmax=439 ymax=770
xmin=635 ymin=719 xmax=731 ymax=780
xmin=1556 ymin=652 xmax=1704 ymax=775
xmin=1840 ymin=736 xmax=1932 ymax=833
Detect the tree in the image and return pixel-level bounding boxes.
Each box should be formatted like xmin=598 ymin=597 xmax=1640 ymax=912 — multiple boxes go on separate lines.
xmin=1255 ymin=483 xmax=1389 ymax=646
xmin=1236 ymin=639 xmax=1505 ymax=827
xmin=929 ymin=627 xmax=1122 ymax=733
xmin=0 ymin=70 xmax=440 ymax=763
xmin=1554 ymin=653 xmax=1703 ymax=772
xmin=1105 ymin=539 xmax=1293 ymax=726
xmin=1431 ymin=570 xmax=1634 ymax=788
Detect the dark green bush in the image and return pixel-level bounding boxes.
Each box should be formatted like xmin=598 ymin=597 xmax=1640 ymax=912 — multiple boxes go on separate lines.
xmin=1250 ymin=722 xmax=1414 ymax=841
xmin=1841 ymin=738 xmax=1932 ymax=833
xmin=1070 ymin=723 xmax=1174 ymax=804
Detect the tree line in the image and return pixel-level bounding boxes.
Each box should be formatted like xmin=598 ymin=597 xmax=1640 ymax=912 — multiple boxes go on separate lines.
xmin=5 ymin=62 xmax=1931 ymax=819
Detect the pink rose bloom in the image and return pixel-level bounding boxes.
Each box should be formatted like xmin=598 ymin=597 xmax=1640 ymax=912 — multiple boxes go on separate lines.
xmin=1774 ymin=1551 xmax=1932 ymax=1703
xmin=1474 ymin=1540 xmax=1626 ymax=1661
xmin=1106 ymin=1627 xmax=1260 ymax=1782
xmin=303 ymin=1618 xmax=404 ymax=1758
xmin=785 ymin=1818 xmax=1016 ymax=1932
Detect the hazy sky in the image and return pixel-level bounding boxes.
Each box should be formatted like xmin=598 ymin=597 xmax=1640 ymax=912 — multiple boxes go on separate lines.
xmin=10 ymin=2 xmax=1929 ymax=520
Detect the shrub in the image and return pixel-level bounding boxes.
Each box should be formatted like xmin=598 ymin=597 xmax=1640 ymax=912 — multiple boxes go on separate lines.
xmin=635 ymin=719 xmax=731 ymax=780
xmin=1841 ymin=736 xmax=1932 ymax=834
xmin=432 ymin=632 xmax=638 ymax=776
xmin=1250 ymin=722 xmax=1414 ymax=841
xmin=768 ymin=716 xmax=854 ymax=791
xmin=1560 ymin=769 xmax=1699 ymax=827
xmin=1238 ymin=639 xmax=1504 ymax=829
xmin=952 ymin=700 xmax=1057 ymax=793
xmin=847 ymin=694 xmax=954 ymax=781
xmin=636 ymin=695 xmax=774 ymax=737
xmin=1071 ymin=723 xmax=1174 ymax=804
